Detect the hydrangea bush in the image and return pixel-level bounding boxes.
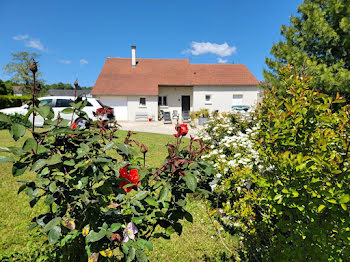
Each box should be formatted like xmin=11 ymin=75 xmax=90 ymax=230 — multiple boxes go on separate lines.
xmin=0 ymin=97 xmax=212 ymax=262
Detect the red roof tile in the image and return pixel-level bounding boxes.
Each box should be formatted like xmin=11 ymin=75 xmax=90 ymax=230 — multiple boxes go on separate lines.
xmin=91 ymin=58 xmax=259 ymax=96
xmin=12 ymin=86 xmax=23 ymax=92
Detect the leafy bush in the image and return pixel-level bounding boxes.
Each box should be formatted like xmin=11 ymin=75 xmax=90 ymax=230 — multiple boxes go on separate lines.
xmin=0 ymin=95 xmax=31 ymax=109
xmin=0 ymin=242 xmax=56 ymax=261
xmin=201 ymin=68 xmax=350 ymax=261
xmin=0 ymin=98 xmax=212 ymax=261
xmin=0 ymin=112 xmax=32 ymax=130
xmin=190 ymin=109 xmax=210 ymax=120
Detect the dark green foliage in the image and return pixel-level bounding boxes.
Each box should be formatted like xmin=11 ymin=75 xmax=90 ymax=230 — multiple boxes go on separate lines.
xmin=265 ymin=0 xmax=350 ymax=100
xmin=0 ymin=113 xmax=32 ymax=130
xmin=0 ymin=80 xmax=13 ymax=95
xmin=238 ymin=68 xmax=349 ymax=260
xmin=45 ymin=82 xmax=92 ymax=90
xmin=0 ymin=95 xmax=31 ymax=109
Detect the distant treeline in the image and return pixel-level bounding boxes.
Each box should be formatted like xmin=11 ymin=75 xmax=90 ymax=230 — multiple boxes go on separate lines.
xmin=45 ymin=82 xmax=92 ymax=90
xmin=0 ymin=79 xmax=92 ymax=96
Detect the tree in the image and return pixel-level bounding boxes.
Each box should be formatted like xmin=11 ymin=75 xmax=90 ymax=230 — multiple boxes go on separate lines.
xmin=3 ymin=52 xmax=47 ymax=96
xmin=0 ymin=79 xmax=13 ymax=95
xmin=3 ymin=52 xmax=43 ymax=84
xmin=265 ymin=0 xmax=350 ymax=100
xmin=45 ymin=82 xmax=92 ymax=90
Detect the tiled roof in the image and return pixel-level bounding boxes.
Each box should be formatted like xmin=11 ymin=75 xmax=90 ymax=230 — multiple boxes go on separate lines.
xmin=91 ymin=58 xmax=259 ymax=96
xmin=12 ymin=86 xmax=23 ymax=94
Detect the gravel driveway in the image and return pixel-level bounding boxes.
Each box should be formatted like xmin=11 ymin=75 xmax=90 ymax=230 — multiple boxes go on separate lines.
xmin=117 ymin=121 xmax=202 ymax=137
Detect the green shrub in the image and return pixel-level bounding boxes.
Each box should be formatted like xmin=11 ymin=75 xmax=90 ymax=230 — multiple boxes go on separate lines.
xmin=0 ymin=113 xmax=32 ymax=130
xmin=201 ymin=67 xmax=350 ymax=261
xmin=0 ymin=95 xmax=31 ymax=109
xmin=191 ymin=109 xmax=210 ymax=120
xmin=248 ymin=69 xmax=350 ymax=261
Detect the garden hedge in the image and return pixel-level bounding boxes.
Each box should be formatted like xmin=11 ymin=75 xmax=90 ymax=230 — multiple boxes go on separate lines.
xmin=0 ymin=95 xmax=31 ymax=109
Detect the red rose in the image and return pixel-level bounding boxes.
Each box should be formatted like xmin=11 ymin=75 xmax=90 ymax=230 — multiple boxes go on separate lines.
xmin=128 ymin=169 xmax=139 ymax=184
xmin=119 ymin=168 xmax=140 ymax=193
xmin=119 ymin=166 xmax=128 ymax=179
xmin=71 ymin=122 xmax=77 ymax=130
xmin=180 ymin=124 xmax=188 ymax=136
xmin=174 ymin=124 xmax=188 ymax=137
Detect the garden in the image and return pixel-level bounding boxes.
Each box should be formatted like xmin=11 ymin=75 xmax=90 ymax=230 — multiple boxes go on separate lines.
xmin=0 ymin=128 xmax=238 ymax=261
xmin=0 ymin=65 xmax=349 ymax=261
xmin=1 ymin=1 xmax=350 ymax=259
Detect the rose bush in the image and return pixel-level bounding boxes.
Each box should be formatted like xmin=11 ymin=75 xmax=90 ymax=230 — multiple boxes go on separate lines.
xmin=0 ymin=95 xmax=213 ymax=261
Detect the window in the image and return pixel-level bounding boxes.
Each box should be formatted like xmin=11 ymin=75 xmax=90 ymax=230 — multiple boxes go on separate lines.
xmin=55 ymin=99 xmax=73 ymax=107
xmin=158 ymin=96 xmax=167 ymax=106
xmin=41 ymin=99 xmax=53 ymax=106
xmin=232 ymin=95 xmax=243 ymax=105
xmin=139 ymin=97 xmax=146 ymax=106
xmin=86 ymin=101 xmax=93 ymax=107
xmin=205 ymin=94 xmax=212 ymax=104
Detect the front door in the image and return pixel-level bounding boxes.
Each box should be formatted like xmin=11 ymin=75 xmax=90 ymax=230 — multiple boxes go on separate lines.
xmin=181 ymin=96 xmax=190 ymax=113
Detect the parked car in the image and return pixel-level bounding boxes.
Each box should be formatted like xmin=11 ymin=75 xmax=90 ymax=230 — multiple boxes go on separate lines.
xmin=0 ymin=96 xmax=115 ymax=127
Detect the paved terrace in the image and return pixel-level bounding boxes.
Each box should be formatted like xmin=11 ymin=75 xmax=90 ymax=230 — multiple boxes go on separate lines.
xmin=117 ymin=121 xmax=203 ymax=137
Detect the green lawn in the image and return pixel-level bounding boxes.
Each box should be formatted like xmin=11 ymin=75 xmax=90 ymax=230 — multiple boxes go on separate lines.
xmin=0 ymin=129 xmax=238 ymax=261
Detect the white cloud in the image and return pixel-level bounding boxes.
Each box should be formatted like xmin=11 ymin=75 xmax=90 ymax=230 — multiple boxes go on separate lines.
xmin=217 ymin=58 xmax=228 ymax=64
xmin=25 ymin=39 xmax=47 ymax=52
xmin=183 ymin=41 xmax=237 ymax=57
xmin=13 ymin=34 xmax=47 ymax=52
xmin=58 ymin=59 xmax=71 ymax=64
xmin=13 ymin=34 xmax=29 ymax=41
xmin=80 ymin=59 xmax=88 ymax=65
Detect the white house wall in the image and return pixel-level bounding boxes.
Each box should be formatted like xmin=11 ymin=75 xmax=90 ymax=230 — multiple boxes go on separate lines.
xmin=127 ymin=96 xmax=158 ymax=121
xmin=158 ymin=87 xmax=193 ymax=119
xmin=96 ymin=96 xmax=128 ymax=120
xmin=193 ymin=86 xmax=260 ymax=112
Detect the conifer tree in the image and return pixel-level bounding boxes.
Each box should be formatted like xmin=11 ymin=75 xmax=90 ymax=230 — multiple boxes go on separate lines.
xmin=265 ymin=0 xmax=350 ymax=100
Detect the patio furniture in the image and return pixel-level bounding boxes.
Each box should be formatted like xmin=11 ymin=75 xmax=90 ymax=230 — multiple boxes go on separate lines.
xmin=182 ymin=111 xmax=191 ymax=123
xmin=135 ymin=112 xmax=148 ymax=121
xmin=172 ymin=110 xmax=179 ymax=119
xmin=163 ymin=111 xmax=172 ymax=124
xmin=158 ymin=109 xmax=164 ymax=120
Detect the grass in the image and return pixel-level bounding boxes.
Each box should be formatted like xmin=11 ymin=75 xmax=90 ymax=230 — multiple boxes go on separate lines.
xmin=0 ymin=129 xmax=238 ymax=261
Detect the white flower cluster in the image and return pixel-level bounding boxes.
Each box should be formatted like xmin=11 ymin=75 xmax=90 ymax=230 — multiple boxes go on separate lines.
xmin=198 ymin=112 xmax=261 ymax=195
xmin=200 ymin=123 xmax=260 ymax=169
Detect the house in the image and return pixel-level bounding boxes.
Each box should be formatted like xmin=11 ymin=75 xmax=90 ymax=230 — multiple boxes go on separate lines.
xmin=12 ymin=86 xmax=23 ymax=96
xmin=91 ymin=46 xmax=260 ymax=121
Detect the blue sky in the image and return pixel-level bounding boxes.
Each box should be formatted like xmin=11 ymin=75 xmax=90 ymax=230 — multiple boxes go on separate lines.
xmin=0 ymin=0 xmax=302 ymax=87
